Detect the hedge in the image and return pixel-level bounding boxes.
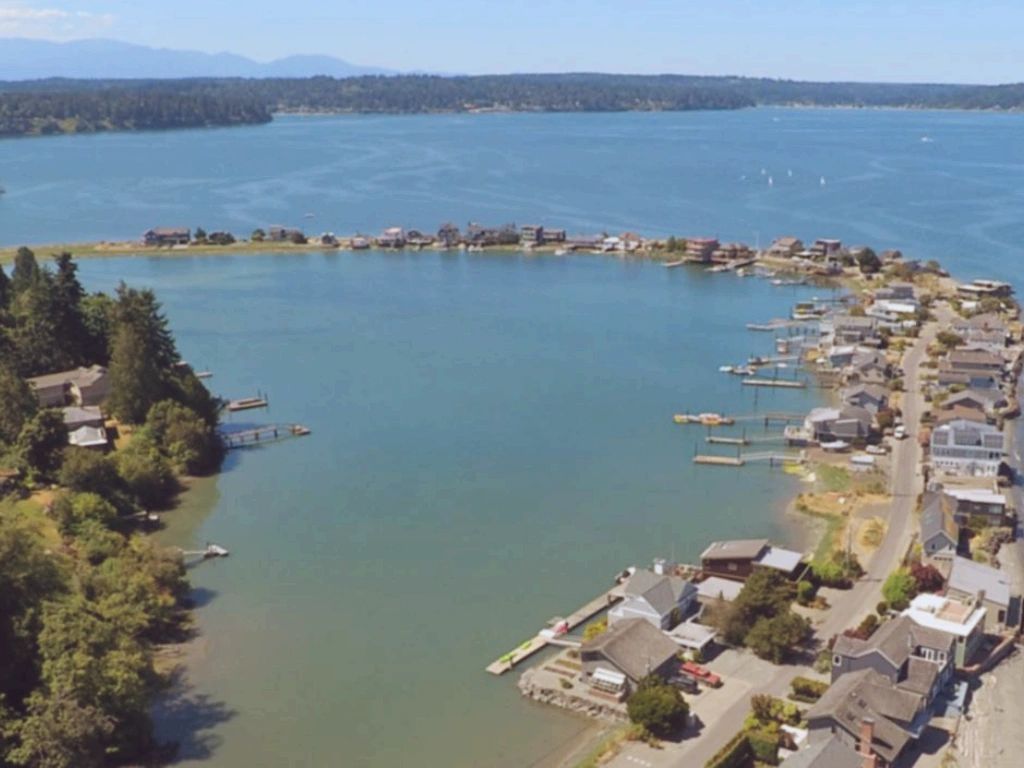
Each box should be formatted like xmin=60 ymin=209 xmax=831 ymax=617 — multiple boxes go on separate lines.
xmin=789 ymin=676 xmax=829 ymax=703
xmin=705 ymin=729 xmax=752 ymax=768
xmin=747 ymin=728 xmax=781 ymax=766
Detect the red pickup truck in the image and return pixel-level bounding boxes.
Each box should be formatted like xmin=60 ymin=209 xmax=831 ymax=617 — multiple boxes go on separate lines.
xmin=680 ymin=661 xmax=723 ymax=688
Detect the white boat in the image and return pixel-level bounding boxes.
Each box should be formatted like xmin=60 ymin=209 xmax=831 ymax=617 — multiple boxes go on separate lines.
xmin=554 ymin=248 xmax=568 ymax=256
xmin=768 ymin=176 xmax=774 ymax=187
xmin=820 ymin=176 xmax=827 ymax=186
xmin=204 ymin=543 xmax=230 ymax=557
xmin=719 ymin=365 xmax=735 ymax=373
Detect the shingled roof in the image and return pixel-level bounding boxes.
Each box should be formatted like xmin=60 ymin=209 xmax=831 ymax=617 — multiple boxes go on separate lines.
xmin=582 ymin=618 xmax=679 ymax=683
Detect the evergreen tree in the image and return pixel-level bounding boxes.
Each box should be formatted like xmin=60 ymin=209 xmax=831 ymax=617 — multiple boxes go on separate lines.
xmin=0 ymin=263 xmax=11 ymax=310
xmin=107 ymin=324 xmax=163 ymax=424
xmin=50 ymin=252 xmax=89 ymax=364
xmin=9 ymin=275 xmax=68 ymax=376
xmin=11 ymin=247 xmax=40 ymax=294
xmin=16 ymin=409 xmax=67 ymax=478
xmin=114 ymin=285 xmax=178 ymax=370
xmin=0 ymin=363 xmax=39 ymax=445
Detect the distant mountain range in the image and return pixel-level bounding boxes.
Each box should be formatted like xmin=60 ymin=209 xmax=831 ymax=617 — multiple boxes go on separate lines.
xmin=0 ymin=38 xmax=394 ymax=80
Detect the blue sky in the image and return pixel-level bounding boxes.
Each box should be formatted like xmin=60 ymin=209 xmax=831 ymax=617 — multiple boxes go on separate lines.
xmin=0 ymin=0 xmax=1020 ymax=83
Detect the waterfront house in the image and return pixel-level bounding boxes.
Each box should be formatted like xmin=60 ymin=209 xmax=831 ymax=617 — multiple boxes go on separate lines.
xmin=866 ymin=300 xmax=918 ymax=329
xmin=934 ymin=405 xmax=988 ymax=428
xmin=520 ymin=224 xmax=545 ymax=245
xmin=929 ymin=419 xmax=1005 ymax=477
xmin=68 ymin=425 xmax=109 ymax=450
xmin=875 ymin=282 xmax=916 ymax=302
xmin=951 ymin=313 xmax=1010 ymax=352
xmin=685 ymin=237 xmax=718 ymax=263
xmin=565 ymin=234 xmax=603 ymax=250
xmin=768 ymin=236 xmax=804 ymax=258
xmin=711 ymin=242 xmax=752 ymax=262
xmin=832 ymin=315 xmax=880 ymax=346
xmin=27 ymin=365 xmax=109 ymax=408
xmin=831 ymin=614 xmax=954 ymax=701
xmin=808 ymin=238 xmax=843 ymax=260
xmin=436 ymin=222 xmax=461 ymax=247
xmin=579 ymin=618 xmax=680 ymax=694
xmin=350 ymin=235 xmax=371 ymax=250
xmin=946 ymin=556 xmax=1020 ymax=633
xmin=804 ymin=406 xmax=873 ymax=443
xmin=827 ymin=345 xmax=863 ymax=369
xmin=601 ymin=235 xmax=623 ymax=252
xmin=920 ymin=492 xmax=960 ymax=559
xmin=941 ymin=486 xmax=1010 ymax=527
xmin=543 ymin=228 xmax=567 ymax=243
xmin=620 ymin=232 xmax=645 ymax=252
xmin=609 ymin=568 xmax=698 ymax=630
xmin=701 ymin=538 xmax=769 ymax=580
xmin=902 ymin=593 xmax=986 ymax=668
xmin=267 ymin=225 xmax=304 ymax=242
xmin=936 ymin=364 xmax=996 ymax=391
xmin=143 ymin=227 xmax=191 ymax=246
xmin=807 ymin=668 xmax=928 ymax=767
xmin=843 ymin=383 xmax=889 ymax=414
xmin=406 ymin=230 xmax=435 ymax=246
xmin=956 ymin=279 xmax=1013 ymax=299
xmin=466 ymin=222 xmax=519 ymax=246
xmin=695 ymin=575 xmax=744 ymax=606
xmin=846 ymin=350 xmax=892 ymax=385
xmin=376 ymin=227 xmax=406 ymax=248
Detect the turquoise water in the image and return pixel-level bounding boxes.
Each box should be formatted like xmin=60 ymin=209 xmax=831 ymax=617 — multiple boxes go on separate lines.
xmin=4 ymin=108 xmax=1024 ymax=766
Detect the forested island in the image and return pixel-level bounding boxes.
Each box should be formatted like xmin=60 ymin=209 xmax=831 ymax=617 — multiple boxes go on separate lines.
xmin=0 ymin=249 xmax=222 ymax=766
xmin=2 ymin=73 xmax=1024 ymax=137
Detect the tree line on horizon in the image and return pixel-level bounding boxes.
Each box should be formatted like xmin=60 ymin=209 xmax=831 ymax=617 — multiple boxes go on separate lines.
xmin=2 ymin=73 xmax=1024 ymax=136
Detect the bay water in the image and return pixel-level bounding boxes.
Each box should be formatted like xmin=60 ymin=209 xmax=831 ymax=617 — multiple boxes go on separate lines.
xmin=3 ymin=107 xmax=1023 ymax=766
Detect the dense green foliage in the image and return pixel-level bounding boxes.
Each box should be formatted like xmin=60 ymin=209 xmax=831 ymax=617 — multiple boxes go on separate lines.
xmin=0 ymin=252 xmax=222 ymax=765
xmin=626 ymin=677 xmax=689 ymax=738
xmin=710 ymin=569 xmax=810 ymax=662
xmin=882 ymin=568 xmax=918 ymax=611
xmin=5 ymin=73 xmax=1024 ymax=137
xmin=789 ymin=676 xmax=829 ymax=703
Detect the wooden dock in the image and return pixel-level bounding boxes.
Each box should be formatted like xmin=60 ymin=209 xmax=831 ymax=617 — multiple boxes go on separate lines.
xmin=742 ymin=378 xmax=806 ymax=389
xmin=693 ymin=455 xmax=745 ymax=466
xmin=221 ymin=424 xmax=311 ymax=449
xmin=706 ymin=436 xmax=749 ymax=446
xmin=485 ymin=584 xmax=624 ymax=675
xmin=227 ymin=396 xmax=269 ymax=412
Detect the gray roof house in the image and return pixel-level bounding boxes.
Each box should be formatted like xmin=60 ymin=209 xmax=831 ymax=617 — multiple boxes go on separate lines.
xmin=780 ymin=735 xmax=862 ymax=768
xmin=843 ymin=383 xmax=889 ymax=414
xmin=609 ymin=569 xmax=698 ymax=630
xmin=806 ymin=406 xmax=874 ymax=443
xmin=930 ymin=419 xmax=1005 ymax=478
xmin=947 ymin=348 xmax=1004 ymax=377
xmin=807 ymin=668 xmax=928 ymax=767
xmin=26 ymin=365 xmax=109 ymax=407
xmin=831 ymin=615 xmax=954 ymax=708
xmin=833 ymin=315 xmax=881 ymax=345
xmin=946 ymin=556 xmax=1021 ymax=633
xmin=62 ymin=405 xmax=104 ymax=431
xmin=920 ymin=493 xmax=960 ymax=559
xmin=579 ymin=618 xmax=680 ymax=691
xmin=940 ymin=388 xmax=1006 ymax=419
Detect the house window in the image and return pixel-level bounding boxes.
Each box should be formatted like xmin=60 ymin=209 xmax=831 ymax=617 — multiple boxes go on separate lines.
xmin=727 ymin=563 xmax=738 ymax=572
xmin=833 ymin=655 xmax=842 ymax=666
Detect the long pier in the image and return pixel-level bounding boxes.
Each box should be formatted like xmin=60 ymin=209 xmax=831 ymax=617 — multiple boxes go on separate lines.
xmin=706 ymin=436 xmax=749 ymax=446
xmin=742 ymin=378 xmax=806 ymax=389
xmin=693 ymin=455 xmax=744 ymax=466
xmin=221 ymin=424 xmax=311 ymax=449
xmin=485 ymin=584 xmax=625 ymax=675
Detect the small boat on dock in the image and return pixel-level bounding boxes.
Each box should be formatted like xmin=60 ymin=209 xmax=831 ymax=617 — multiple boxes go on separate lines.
xmin=673 ymin=412 xmax=735 ymax=426
xmin=205 ymin=543 xmax=229 ymax=558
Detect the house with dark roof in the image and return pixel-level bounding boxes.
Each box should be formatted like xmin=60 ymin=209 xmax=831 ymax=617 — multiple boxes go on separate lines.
xmin=941 ymin=486 xmax=1011 ymax=527
xmin=831 ymin=615 xmax=954 ymax=708
xmin=780 ymin=734 xmax=863 ymax=768
xmin=699 ymin=539 xmax=804 ymax=581
xmin=768 ymin=236 xmax=804 ymax=258
xmin=143 ymin=227 xmax=190 ymax=246
xmin=26 ymin=365 xmax=109 ymax=408
xmin=579 ymin=618 xmax=680 ymax=692
xmin=939 ymin=389 xmax=1007 ymax=420
xmin=920 ymin=493 xmax=960 ymax=559
xmin=946 ymin=556 xmax=1021 ymax=633
xmin=833 ymin=315 xmax=881 ymax=345
xmin=804 ymin=406 xmax=874 ymax=444
xmin=843 ymin=384 xmax=889 ymax=414
xmin=609 ymin=569 xmax=698 ymax=630
xmin=947 ymin=348 xmax=1005 ymax=378
xmin=807 ymin=668 xmax=928 ymax=767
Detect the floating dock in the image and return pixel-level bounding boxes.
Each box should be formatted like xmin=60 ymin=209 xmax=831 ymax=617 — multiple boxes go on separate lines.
xmin=742 ymin=378 xmax=806 ymax=389
xmin=221 ymin=424 xmax=311 ymax=449
xmin=693 ymin=455 xmax=745 ymax=466
xmin=227 ymin=396 xmax=269 ymax=412
xmin=706 ymin=436 xmax=749 ymax=446
xmin=485 ymin=584 xmax=625 ymax=675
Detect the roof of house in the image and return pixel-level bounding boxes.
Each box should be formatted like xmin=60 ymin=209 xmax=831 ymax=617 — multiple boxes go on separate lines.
xmin=807 ymin=669 xmax=920 ymax=762
xmin=931 ymin=419 xmax=1004 ymax=449
xmin=903 ymin=593 xmax=986 ymax=638
xmin=943 ymin=388 xmax=1005 ymax=409
xmin=955 ymin=312 xmax=1007 ymax=332
xmin=934 ymin=406 xmax=988 ymax=427
xmin=844 ymin=383 xmax=888 ymax=402
xmin=901 ymin=656 xmax=942 ymax=697
xmin=756 ymin=546 xmax=804 ymax=572
xmin=834 ymin=315 xmax=878 ymax=330
xmin=780 ymin=735 xmax=861 ymax=768
xmin=27 ymin=364 xmax=107 ymax=391
xmin=920 ymin=493 xmax=959 ymax=546
xmin=695 ymin=576 xmax=744 ymax=602
xmin=62 ymin=405 xmax=103 ymax=425
xmin=701 ymin=538 xmax=769 ymax=562
xmin=622 ymin=570 xmax=697 ymax=616
xmin=948 ymin=349 xmax=1004 ymax=367
xmin=947 ymin=556 xmax=1011 ymax=608
xmin=943 ymin=487 xmax=1007 ymax=507
xmin=582 ymin=618 xmax=680 ymax=682
xmin=833 ymin=615 xmax=954 ymax=669
xmin=147 ymin=226 xmax=190 ymax=236
xmin=68 ymin=425 xmax=108 ymax=448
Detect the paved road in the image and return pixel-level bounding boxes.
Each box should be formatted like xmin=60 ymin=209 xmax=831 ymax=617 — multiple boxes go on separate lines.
xmin=608 ymin=315 xmax=944 ymax=768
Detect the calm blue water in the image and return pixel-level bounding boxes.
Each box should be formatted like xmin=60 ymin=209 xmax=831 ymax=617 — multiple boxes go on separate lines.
xmin=3 ymin=108 xmax=1024 ymax=281
xmin=4 ymin=108 xmax=1024 ymax=767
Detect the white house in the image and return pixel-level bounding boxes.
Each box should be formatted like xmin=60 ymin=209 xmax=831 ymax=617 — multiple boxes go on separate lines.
xmin=930 ymin=419 xmax=1005 ymax=477
xmin=610 ymin=568 xmax=698 ymax=630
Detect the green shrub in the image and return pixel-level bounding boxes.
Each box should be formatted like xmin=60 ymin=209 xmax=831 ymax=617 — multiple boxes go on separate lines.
xmin=627 ymin=677 xmax=689 ymax=738
xmin=747 ymin=728 xmax=780 ymax=765
xmin=795 ymin=580 xmax=815 ymax=605
xmin=704 ymin=729 xmax=752 ymax=768
xmin=790 ymin=676 xmax=828 ymax=703
xmin=882 ymin=569 xmax=917 ymax=611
